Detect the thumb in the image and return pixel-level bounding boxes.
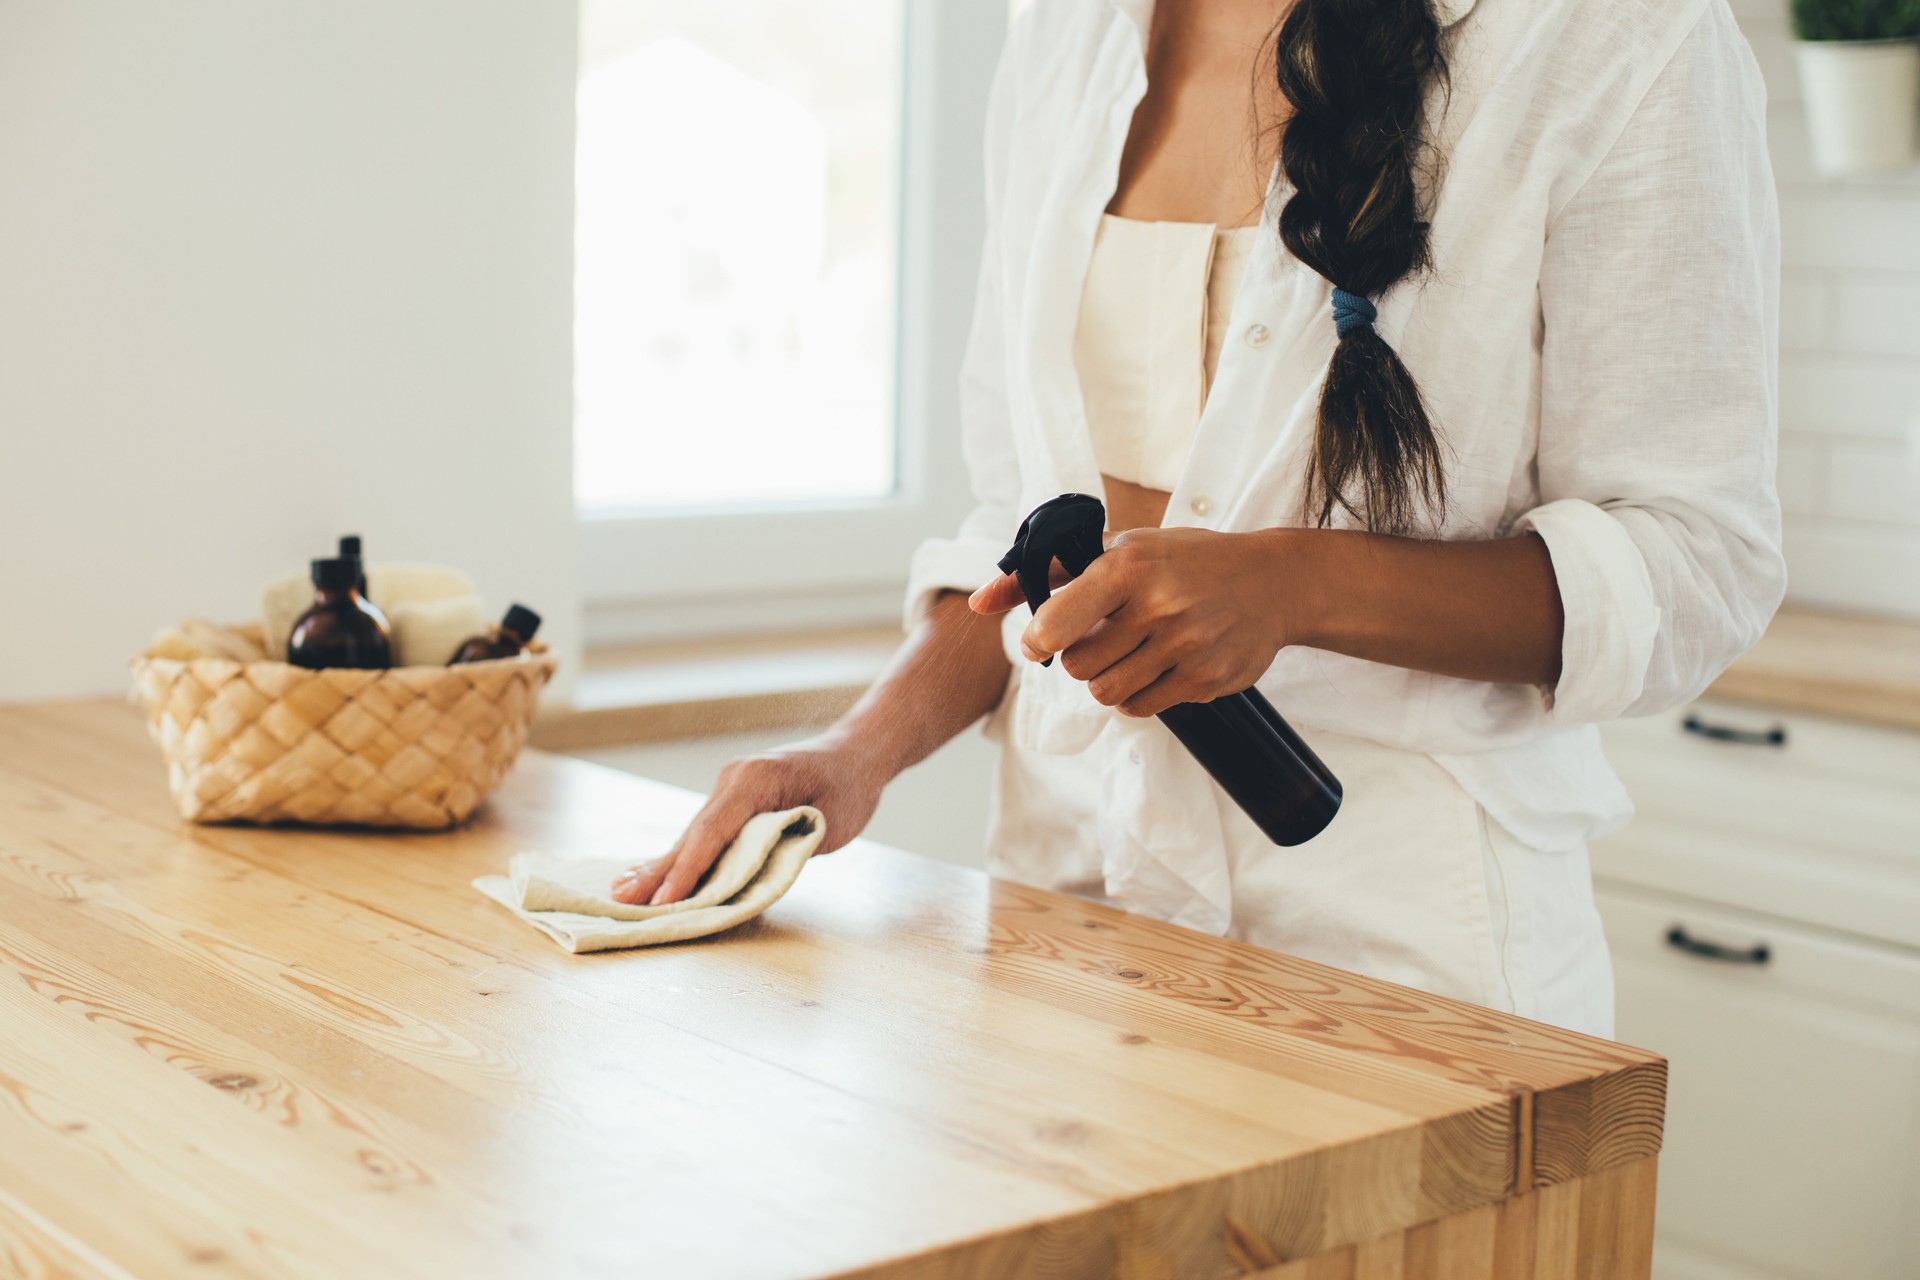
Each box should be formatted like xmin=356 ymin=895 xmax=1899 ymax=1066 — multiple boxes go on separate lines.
xmin=967 ymin=572 xmax=1025 ymax=616
xmin=969 ymin=556 xmax=1083 ymax=615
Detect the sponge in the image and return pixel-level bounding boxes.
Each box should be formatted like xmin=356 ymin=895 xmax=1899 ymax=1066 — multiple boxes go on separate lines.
xmin=388 ymin=593 xmax=490 ymax=667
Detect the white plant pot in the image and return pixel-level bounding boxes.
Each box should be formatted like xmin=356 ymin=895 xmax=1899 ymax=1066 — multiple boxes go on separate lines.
xmin=1795 ymin=39 xmax=1920 ymax=175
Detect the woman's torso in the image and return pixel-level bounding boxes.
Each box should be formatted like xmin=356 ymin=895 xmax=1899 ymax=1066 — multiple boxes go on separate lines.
xmin=1085 ymin=0 xmax=1284 ymax=533
xmin=1077 ymin=213 xmax=1261 ymax=530
xmin=980 ymin=0 xmax=1682 ymax=1034
xmin=974 ymin=0 xmax=1742 ymax=860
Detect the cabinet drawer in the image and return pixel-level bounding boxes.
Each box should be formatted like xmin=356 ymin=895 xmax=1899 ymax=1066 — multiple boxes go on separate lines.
xmin=1595 ymin=700 xmax=1920 ymax=949
xmin=1597 ymin=883 xmax=1920 ymax=1280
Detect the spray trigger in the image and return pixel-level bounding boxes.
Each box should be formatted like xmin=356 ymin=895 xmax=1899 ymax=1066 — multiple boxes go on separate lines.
xmin=994 ymin=493 xmax=1107 ymax=667
xmin=989 ymin=492 xmax=1343 ymax=847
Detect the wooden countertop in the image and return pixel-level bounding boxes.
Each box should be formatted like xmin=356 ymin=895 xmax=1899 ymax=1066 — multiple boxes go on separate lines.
xmin=1708 ymin=606 xmax=1920 ymax=732
xmin=0 ymin=701 xmax=1665 ymax=1279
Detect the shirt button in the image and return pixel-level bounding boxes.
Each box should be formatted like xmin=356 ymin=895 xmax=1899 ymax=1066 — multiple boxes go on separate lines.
xmin=1128 ymin=747 xmax=1142 ymax=764
xmin=1189 ymin=495 xmax=1213 ymax=517
xmin=1244 ymin=322 xmax=1270 ymax=348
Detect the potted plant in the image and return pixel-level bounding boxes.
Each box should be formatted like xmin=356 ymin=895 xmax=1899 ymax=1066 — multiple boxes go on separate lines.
xmin=1792 ymin=0 xmax=1920 ymax=173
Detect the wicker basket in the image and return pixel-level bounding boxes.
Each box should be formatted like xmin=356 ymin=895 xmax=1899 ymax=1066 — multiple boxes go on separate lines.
xmin=131 ymin=624 xmax=556 ymax=829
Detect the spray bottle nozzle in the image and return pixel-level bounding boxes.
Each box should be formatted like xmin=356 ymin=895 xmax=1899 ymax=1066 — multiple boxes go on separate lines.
xmin=993 ymin=493 xmax=1343 ymax=846
xmin=996 ymin=494 xmax=1108 ymax=667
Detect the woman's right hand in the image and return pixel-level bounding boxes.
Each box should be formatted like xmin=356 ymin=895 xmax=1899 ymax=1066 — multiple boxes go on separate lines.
xmin=609 ymin=735 xmax=887 ymax=906
xmin=611 ymin=589 xmax=1011 ymax=907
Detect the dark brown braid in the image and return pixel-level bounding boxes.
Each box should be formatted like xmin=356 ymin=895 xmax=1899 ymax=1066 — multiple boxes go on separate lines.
xmin=1272 ymin=0 xmax=1449 ymax=533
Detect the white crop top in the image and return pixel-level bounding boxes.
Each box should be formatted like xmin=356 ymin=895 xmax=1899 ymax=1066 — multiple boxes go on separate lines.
xmin=1073 ymin=213 xmax=1261 ymax=493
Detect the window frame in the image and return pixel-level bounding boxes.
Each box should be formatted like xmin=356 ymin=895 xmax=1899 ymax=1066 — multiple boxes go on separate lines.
xmin=576 ymin=0 xmax=1008 ymax=645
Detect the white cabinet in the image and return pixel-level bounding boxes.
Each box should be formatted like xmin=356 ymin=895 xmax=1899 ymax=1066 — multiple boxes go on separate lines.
xmin=1595 ymin=700 xmax=1920 ymax=951
xmin=1593 ymin=700 xmax=1920 ymax=1280
xmin=1598 ymin=885 xmax=1920 ymax=1279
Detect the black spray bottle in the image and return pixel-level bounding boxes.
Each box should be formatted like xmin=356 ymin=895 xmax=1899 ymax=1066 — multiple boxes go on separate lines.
xmin=998 ymin=494 xmax=1342 ymax=846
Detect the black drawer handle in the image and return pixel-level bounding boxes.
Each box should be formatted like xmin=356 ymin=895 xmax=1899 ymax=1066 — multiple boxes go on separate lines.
xmin=1666 ymin=925 xmax=1771 ymax=966
xmin=1682 ymin=714 xmax=1786 ymax=747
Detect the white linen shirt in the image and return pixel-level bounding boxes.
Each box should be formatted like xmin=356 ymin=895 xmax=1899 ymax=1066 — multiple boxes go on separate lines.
xmin=904 ymin=0 xmax=1785 ymax=933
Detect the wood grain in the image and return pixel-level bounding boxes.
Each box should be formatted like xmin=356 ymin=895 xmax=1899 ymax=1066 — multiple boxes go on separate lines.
xmin=0 ymin=701 xmax=1664 ymax=1279
xmin=0 ymin=1187 xmax=125 ymax=1280
xmin=1242 ymin=1158 xmax=1656 ymax=1280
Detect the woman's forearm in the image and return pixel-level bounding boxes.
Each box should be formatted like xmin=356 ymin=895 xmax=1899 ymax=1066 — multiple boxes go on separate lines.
xmin=972 ymin=521 xmax=1564 ymax=720
xmin=1285 ymin=528 xmax=1564 ymax=686
xmin=612 ymin=591 xmax=1008 ymax=905
xmin=817 ymin=590 xmax=1013 ymax=777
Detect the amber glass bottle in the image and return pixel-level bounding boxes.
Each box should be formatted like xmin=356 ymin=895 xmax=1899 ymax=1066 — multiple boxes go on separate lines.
xmin=448 ymin=604 xmax=542 ymax=665
xmin=287 ymin=557 xmax=392 ymax=670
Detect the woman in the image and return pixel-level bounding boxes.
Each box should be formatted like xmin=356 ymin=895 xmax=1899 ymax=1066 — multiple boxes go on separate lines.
xmin=613 ymin=0 xmax=1784 ymax=1038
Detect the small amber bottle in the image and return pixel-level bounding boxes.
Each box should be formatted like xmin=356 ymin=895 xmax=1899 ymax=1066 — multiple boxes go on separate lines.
xmin=448 ymin=604 xmax=541 ymax=665
xmin=288 ymin=557 xmax=393 ymax=670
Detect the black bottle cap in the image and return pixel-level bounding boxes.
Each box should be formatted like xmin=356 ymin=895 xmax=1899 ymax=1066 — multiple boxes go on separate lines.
xmin=311 ymin=557 xmax=358 ymax=591
xmin=338 ymin=534 xmax=362 ymax=560
xmin=501 ymin=603 xmax=541 ymax=641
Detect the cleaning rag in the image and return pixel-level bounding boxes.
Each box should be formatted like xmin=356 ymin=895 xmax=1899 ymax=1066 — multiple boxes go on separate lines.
xmin=472 ymin=806 xmax=825 ymax=953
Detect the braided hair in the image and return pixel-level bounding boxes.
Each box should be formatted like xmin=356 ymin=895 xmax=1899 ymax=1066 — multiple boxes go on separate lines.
xmin=1272 ymin=0 xmax=1449 ymax=533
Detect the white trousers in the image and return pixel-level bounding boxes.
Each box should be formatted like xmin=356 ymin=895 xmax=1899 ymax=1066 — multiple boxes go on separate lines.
xmin=986 ymin=726 xmax=1617 ymax=1039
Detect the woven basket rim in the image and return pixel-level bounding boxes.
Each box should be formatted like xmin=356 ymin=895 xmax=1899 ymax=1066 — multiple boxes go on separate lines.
xmin=129 ymin=649 xmax=559 ymax=676
xmin=131 ymin=617 xmax=556 ymax=677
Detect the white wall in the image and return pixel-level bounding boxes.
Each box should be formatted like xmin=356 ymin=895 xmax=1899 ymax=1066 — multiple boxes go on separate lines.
xmin=0 ymin=1 xmax=580 ymax=702
xmin=1731 ymin=0 xmax=1920 ymax=619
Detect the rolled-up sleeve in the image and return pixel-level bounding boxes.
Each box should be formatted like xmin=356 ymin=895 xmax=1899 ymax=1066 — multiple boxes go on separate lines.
xmin=1518 ymin=1 xmax=1786 ymax=723
xmin=901 ymin=24 xmax=1028 ymax=631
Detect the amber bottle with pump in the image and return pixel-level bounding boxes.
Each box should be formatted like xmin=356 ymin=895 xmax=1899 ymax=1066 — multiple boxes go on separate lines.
xmin=448 ymin=604 xmax=541 ymax=665
xmin=288 ymin=557 xmax=392 ymax=670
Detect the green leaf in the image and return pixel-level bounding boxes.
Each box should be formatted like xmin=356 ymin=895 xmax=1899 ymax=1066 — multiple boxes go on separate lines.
xmin=1792 ymin=0 xmax=1920 ymax=40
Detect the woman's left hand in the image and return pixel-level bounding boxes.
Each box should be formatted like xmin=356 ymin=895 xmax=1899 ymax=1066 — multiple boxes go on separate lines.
xmin=968 ymin=526 xmax=1312 ymax=718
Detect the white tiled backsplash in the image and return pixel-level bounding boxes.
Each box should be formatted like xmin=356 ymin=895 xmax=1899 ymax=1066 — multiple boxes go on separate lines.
xmin=1731 ymin=0 xmax=1920 ymax=620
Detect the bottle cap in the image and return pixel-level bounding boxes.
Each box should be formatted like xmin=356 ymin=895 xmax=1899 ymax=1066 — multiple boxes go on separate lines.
xmin=311 ymin=557 xmax=358 ymax=591
xmin=338 ymin=534 xmax=362 ymax=560
xmin=502 ymin=603 xmax=542 ymax=641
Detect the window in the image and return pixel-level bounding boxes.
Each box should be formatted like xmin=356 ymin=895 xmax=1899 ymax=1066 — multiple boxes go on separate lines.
xmin=575 ymin=5 xmax=901 ymax=511
xmin=575 ymin=2 xmax=1008 ymax=641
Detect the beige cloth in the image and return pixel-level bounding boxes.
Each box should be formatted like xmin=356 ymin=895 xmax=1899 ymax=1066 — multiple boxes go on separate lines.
xmin=1072 ymin=214 xmax=1260 ymax=492
xmin=472 ymin=807 xmax=826 ymax=953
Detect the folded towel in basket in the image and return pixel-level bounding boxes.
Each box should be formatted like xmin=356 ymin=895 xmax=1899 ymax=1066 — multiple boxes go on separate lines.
xmin=472 ymin=807 xmax=825 ymax=953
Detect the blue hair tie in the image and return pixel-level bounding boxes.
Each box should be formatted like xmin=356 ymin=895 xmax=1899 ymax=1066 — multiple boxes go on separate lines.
xmin=1330 ymin=287 xmax=1376 ymax=338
